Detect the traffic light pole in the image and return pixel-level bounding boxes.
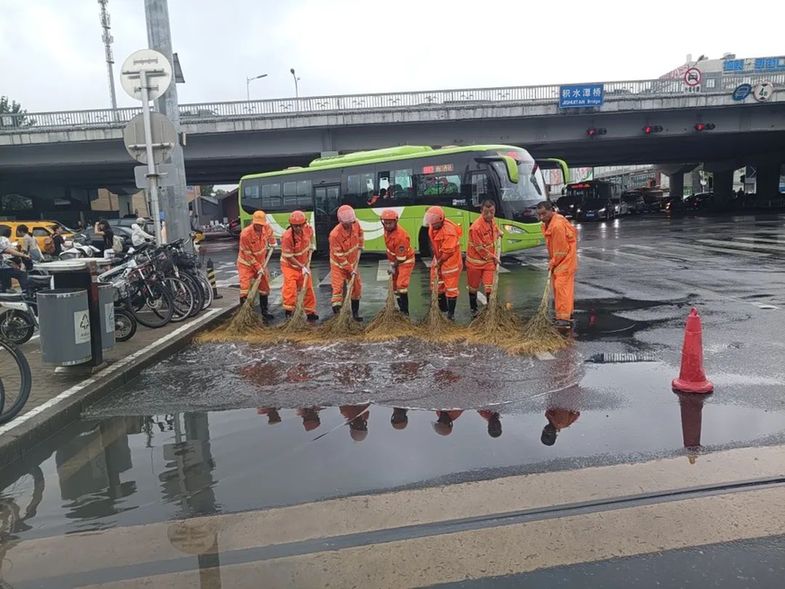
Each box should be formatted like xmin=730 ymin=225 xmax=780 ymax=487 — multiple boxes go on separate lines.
xmin=139 ymin=70 xmax=163 ymax=245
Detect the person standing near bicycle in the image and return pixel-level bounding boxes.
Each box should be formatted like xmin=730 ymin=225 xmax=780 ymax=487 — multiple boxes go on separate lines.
xmin=0 ymin=226 xmax=31 ymax=293
xmin=16 ymin=225 xmax=43 ymax=268
xmin=237 ymin=210 xmax=277 ymax=320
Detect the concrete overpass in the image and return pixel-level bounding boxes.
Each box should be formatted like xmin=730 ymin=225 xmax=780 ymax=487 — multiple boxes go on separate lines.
xmin=1 ymin=74 xmax=784 ymax=198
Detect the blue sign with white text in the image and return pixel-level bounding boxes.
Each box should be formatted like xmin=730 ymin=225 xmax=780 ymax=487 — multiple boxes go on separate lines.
xmin=732 ymin=83 xmax=752 ymax=101
xmin=559 ymin=84 xmax=604 ymax=108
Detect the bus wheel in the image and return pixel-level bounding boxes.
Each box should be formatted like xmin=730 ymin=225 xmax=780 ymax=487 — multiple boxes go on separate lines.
xmin=418 ymin=227 xmax=432 ymax=257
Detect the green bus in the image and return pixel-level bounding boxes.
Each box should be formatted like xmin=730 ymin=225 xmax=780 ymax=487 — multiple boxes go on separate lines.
xmin=238 ymin=145 xmax=566 ymax=255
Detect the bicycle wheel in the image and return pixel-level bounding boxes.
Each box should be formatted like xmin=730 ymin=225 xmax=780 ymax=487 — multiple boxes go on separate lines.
xmin=0 ymin=340 xmax=33 ymax=425
xmin=0 ymin=310 xmax=35 ymax=345
xmin=131 ymin=282 xmax=174 ymax=328
xmin=164 ymin=277 xmax=195 ymax=323
xmin=195 ymin=271 xmax=214 ymax=309
xmin=179 ymin=272 xmax=204 ymax=317
xmin=114 ymin=308 xmax=137 ymax=342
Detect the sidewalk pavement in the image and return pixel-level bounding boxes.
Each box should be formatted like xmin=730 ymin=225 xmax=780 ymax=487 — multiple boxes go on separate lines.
xmin=0 ymin=288 xmax=237 ymax=465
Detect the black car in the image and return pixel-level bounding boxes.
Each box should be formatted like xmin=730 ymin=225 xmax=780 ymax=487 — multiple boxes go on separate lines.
xmin=621 ymin=191 xmax=647 ymax=214
xmin=578 ymin=198 xmax=615 ymax=221
xmin=684 ymin=191 xmax=714 ymax=210
xmin=556 ymin=196 xmax=580 ymax=220
xmin=79 ymin=226 xmax=133 ymax=251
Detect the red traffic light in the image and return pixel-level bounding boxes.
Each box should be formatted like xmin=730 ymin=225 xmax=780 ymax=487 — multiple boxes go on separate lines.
xmin=694 ymin=122 xmax=716 ymax=131
xmin=643 ymin=125 xmax=663 ymax=135
xmin=586 ymin=127 xmax=607 ymax=137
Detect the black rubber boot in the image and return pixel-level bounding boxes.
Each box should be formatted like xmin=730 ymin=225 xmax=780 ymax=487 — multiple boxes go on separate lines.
xmin=351 ymin=299 xmax=363 ymax=322
xmin=258 ymin=295 xmax=274 ymax=321
xmin=285 ymin=310 xmax=293 ymax=319
xmin=438 ymin=293 xmax=448 ymax=312
xmin=446 ymin=297 xmax=457 ymax=320
xmin=306 ymin=313 xmax=319 ymax=323
xmin=332 ymin=305 xmax=341 ymax=315
xmin=469 ymin=292 xmax=479 ymax=317
xmin=397 ymin=293 xmax=409 ymax=315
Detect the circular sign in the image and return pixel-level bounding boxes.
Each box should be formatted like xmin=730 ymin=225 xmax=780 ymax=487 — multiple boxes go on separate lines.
xmin=122 ymin=112 xmax=177 ymax=164
xmin=732 ymin=83 xmax=753 ymax=101
xmin=684 ymin=67 xmax=702 ymax=87
xmin=120 ymin=49 xmax=173 ymax=102
xmin=752 ymin=81 xmax=774 ymax=102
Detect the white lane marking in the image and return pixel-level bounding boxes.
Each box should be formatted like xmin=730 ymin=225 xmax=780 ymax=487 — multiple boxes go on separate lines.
xmin=757 ymin=304 xmax=779 ymax=310
xmin=0 ymin=308 xmax=223 ymax=437
xmin=697 ymin=239 xmax=785 ymax=254
xmin=477 ymin=292 xmax=487 ymax=305
xmin=736 ymin=237 xmax=785 ymax=245
xmin=319 ymin=271 xmax=332 ymax=287
xmin=535 ymin=351 xmax=556 ymax=361
xmin=497 ymin=265 xmax=510 ymax=274
xmin=377 ymin=260 xmax=390 ymax=282
xmin=422 ymin=259 xmax=433 ymax=268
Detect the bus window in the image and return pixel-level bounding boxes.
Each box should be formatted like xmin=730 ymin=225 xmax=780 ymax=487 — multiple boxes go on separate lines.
xmin=283 ymin=181 xmax=298 ymax=207
xmin=242 ymin=182 xmax=261 ymax=212
xmin=347 ymin=172 xmax=374 ymax=205
xmin=262 ymin=182 xmax=282 ymax=209
xmin=297 ymin=180 xmax=312 ymax=207
xmin=378 ymin=172 xmax=390 ymax=191
xmin=416 ymin=173 xmax=461 ymax=198
xmin=392 ymin=169 xmax=413 ymax=200
xmin=469 ymin=172 xmax=490 ymax=207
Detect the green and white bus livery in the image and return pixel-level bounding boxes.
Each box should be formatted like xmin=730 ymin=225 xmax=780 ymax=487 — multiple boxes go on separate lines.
xmin=238 ymin=144 xmax=554 ymax=255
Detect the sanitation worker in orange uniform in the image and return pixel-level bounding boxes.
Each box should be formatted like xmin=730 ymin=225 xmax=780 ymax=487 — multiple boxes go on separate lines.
xmin=537 ymin=200 xmax=577 ymax=327
xmin=381 ymin=209 xmax=415 ymax=315
xmin=237 ymin=210 xmax=277 ymax=320
xmin=466 ymin=200 xmax=502 ymax=317
xmin=425 ymin=206 xmax=463 ymax=320
xmin=280 ymin=210 xmax=319 ymax=322
xmin=329 ymin=204 xmax=364 ymax=321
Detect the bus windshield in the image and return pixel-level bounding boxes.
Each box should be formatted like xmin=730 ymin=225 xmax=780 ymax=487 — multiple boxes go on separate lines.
xmin=491 ymin=161 xmax=546 ymax=202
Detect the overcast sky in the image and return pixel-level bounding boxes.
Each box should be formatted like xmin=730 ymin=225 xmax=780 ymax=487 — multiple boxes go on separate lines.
xmin=2 ymin=0 xmax=784 ymax=112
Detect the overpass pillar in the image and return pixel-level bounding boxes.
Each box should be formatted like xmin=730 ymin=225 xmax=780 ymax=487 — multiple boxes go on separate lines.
xmin=668 ymin=173 xmax=684 ymax=199
xmin=712 ymin=170 xmax=734 ymax=208
xmin=755 ymin=163 xmax=782 ymax=199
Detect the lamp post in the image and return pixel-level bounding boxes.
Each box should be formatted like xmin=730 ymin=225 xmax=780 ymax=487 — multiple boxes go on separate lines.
xmin=290 ymin=68 xmax=300 ymax=99
xmin=246 ymin=73 xmax=268 ymax=101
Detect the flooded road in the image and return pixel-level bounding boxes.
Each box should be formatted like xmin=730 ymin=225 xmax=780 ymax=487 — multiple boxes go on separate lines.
xmin=2 ymin=212 xmax=785 ymax=587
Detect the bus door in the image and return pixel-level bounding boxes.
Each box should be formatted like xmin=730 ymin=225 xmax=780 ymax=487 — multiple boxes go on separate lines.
xmin=313 ymin=184 xmax=341 ymax=252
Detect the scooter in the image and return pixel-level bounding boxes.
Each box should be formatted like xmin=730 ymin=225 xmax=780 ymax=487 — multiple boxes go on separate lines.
xmin=0 ymin=274 xmax=51 ymax=345
xmin=59 ymin=234 xmax=101 ymax=260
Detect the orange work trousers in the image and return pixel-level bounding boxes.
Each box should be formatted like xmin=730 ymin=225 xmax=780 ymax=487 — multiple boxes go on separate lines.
xmin=552 ymin=271 xmax=575 ymax=320
xmin=281 ymin=265 xmax=316 ymax=314
xmin=466 ymin=265 xmax=494 ymax=295
xmin=392 ymin=262 xmax=414 ymax=294
xmin=330 ymin=265 xmax=362 ymax=307
xmin=430 ymin=263 xmax=460 ymax=299
xmin=238 ymin=265 xmax=270 ymax=297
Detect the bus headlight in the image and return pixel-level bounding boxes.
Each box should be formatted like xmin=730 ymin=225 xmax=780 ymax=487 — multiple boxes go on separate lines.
xmin=503 ymin=225 xmax=525 ymax=234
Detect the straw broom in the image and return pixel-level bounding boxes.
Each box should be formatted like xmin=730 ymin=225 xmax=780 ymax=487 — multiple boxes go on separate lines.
xmin=506 ymin=274 xmax=570 ymax=355
xmin=419 ymin=260 xmax=465 ymax=342
xmin=275 ymin=251 xmax=315 ymax=342
xmin=317 ymin=255 xmax=364 ymax=340
xmin=364 ymin=272 xmax=419 ymax=341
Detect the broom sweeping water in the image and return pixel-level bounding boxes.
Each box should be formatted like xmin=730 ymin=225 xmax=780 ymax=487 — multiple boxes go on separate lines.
xmin=507 ymin=273 xmax=569 ymax=355
xmin=364 ymin=271 xmax=418 ymax=341
xmin=276 ymin=251 xmax=315 ymax=341
xmin=317 ymin=255 xmax=364 ymax=339
xmin=419 ymin=260 xmax=465 ymax=342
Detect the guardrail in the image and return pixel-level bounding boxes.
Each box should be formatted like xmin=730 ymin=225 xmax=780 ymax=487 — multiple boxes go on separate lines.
xmin=1 ymin=74 xmax=782 ymax=133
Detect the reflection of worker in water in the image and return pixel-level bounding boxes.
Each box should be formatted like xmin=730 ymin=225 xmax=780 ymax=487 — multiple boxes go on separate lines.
xmin=433 ymin=410 xmax=463 ymax=436
xmin=391 ymin=407 xmax=409 ymax=430
xmin=478 ymin=410 xmax=502 ymax=438
xmin=297 ymin=407 xmax=321 ymax=432
xmin=340 ymin=404 xmax=370 ymax=442
xmin=257 ymin=407 xmax=282 ymax=424
xmin=541 ymin=407 xmax=580 ymax=446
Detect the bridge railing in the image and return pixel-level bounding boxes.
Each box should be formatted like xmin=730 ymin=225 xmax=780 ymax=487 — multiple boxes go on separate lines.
xmin=2 ymin=74 xmax=783 ymax=133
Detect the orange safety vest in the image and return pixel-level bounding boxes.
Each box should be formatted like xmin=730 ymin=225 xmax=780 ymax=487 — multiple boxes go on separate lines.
xmin=466 ymin=216 xmax=501 ymax=268
xmin=280 ymin=225 xmax=314 ymax=269
xmin=383 ymin=225 xmax=415 ymax=266
xmin=238 ymin=224 xmax=275 ymax=271
xmin=329 ymin=222 xmax=364 ymax=269
xmin=543 ymin=213 xmax=577 ymax=274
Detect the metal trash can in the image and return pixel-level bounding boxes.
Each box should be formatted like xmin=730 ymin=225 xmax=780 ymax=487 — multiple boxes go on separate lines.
xmin=98 ymin=283 xmax=116 ymax=350
xmin=38 ymin=288 xmax=92 ymax=366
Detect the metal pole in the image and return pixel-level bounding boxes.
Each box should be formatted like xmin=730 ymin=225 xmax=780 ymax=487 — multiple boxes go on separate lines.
xmin=246 ymin=78 xmax=251 ymax=102
xmin=140 ymin=70 xmax=163 ymax=245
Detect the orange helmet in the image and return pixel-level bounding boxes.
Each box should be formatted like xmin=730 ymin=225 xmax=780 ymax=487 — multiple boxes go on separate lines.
xmin=289 ymin=210 xmax=306 ymax=225
xmin=380 ymin=209 xmax=399 ymax=221
xmin=424 ymin=206 xmax=445 ymax=226
xmin=252 ymin=210 xmax=267 ymax=225
xmin=337 ymin=204 xmax=356 ymax=223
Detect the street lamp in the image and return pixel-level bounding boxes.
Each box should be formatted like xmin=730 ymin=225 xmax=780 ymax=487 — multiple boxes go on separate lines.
xmin=290 ymin=67 xmax=300 ymax=99
xmin=246 ymin=73 xmax=268 ymax=101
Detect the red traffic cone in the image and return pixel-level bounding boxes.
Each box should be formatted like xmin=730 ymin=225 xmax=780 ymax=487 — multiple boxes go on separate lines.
xmin=672 ymin=308 xmax=714 ymax=394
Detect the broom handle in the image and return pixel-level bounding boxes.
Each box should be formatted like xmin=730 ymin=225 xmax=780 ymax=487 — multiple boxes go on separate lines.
xmin=488 ymin=237 xmax=502 ymax=305
xmin=244 ymin=246 xmax=276 ymax=305
xmin=294 ymin=250 xmax=314 ymax=308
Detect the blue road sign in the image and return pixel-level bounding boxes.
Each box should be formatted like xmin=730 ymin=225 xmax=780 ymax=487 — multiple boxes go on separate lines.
xmin=732 ymin=83 xmax=752 ymax=101
xmin=559 ymin=84 xmax=604 ymax=108
xmin=754 ymin=57 xmax=785 ymax=72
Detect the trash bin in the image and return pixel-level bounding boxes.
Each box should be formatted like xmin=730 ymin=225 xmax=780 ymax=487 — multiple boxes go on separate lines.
xmin=38 ymin=288 xmax=92 ymax=366
xmin=98 ymin=283 xmax=116 ymax=350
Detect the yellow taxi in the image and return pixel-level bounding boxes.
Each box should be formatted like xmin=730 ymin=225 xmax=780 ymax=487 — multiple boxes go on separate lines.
xmin=0 ymin=220 xmax=75 ymax=253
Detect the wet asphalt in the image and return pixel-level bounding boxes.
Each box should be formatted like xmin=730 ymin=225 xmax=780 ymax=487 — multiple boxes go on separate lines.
xmin=2 ymin=211 xmax=784 ymax=587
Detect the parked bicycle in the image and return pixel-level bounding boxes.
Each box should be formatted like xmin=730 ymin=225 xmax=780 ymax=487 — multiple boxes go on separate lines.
xmin=0 ymin=339 xmax=33 ymax=425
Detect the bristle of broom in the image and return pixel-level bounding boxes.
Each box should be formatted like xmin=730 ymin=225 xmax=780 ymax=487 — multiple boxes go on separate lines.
xmin=466 ymin=261 xmax=523 ymax=347
xmin=196 ymin=270 xmax=267 ymax=343
xmin=505 ymin=278 xmax=569 ymax=355
xmin=315 ymin=273 xmax=363 ymax=341
xmin=364 ymin=276 xmax=419 ymax=341
xmin=419 ymin=273 xmax=465 ymax=342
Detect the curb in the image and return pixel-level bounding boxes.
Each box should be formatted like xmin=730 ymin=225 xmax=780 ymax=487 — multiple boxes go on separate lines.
xmin=0 ymin=302 xmax=237 ymax=467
